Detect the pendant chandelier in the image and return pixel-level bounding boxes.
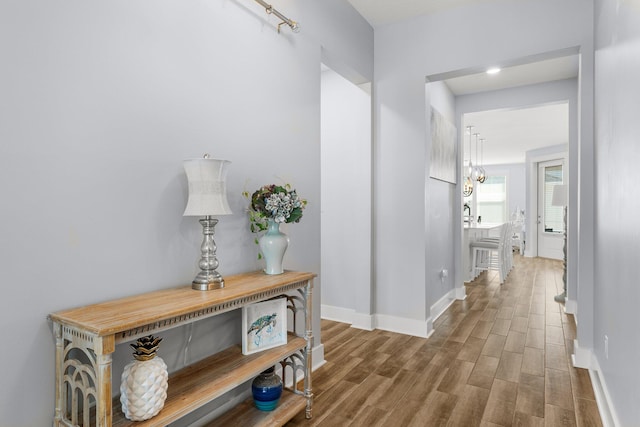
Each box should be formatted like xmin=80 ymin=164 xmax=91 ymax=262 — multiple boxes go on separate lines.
xmin=463 ymin=126 xmax=474 ymax=196
xmin=472 ymin=133 xmax=481 ymax=181
xmin=464 ymin=125 xmax=489 ymax=196
xmin=477 ymin=138 xmax=487 ymax=183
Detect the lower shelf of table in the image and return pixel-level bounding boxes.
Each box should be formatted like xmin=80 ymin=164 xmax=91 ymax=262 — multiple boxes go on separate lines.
xmin=112 ymin=335 xmax=306 ymax=427
xmin=204 ymin=389 xmax=308 ymax=427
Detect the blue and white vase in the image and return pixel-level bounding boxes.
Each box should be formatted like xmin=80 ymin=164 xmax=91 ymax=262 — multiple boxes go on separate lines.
xmin=259 ymin=220 xmax=289 ymax=275
xmin=251 ymin=366 xmax=283 ymax=411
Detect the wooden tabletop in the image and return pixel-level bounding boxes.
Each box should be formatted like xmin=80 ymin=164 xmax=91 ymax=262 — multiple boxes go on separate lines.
xmin=49 ymin=270 xmax=315 ymax=337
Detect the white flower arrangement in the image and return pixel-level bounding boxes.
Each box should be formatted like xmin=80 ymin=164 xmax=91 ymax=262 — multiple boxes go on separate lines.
xmin=243 ymin=183 xmax=307 ymax=232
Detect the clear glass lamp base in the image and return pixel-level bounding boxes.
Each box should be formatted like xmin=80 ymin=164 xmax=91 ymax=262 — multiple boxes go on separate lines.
xmin=191 ymin=216 xmax=225 ymax=291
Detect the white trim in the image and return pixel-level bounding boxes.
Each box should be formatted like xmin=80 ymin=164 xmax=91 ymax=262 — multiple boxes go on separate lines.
xmin=426 ymin=316 xmax=434 ymax=336
xmin=564 ymin=298 xmax=577 ymax=314
xmin=431 ymin=288 xmax=457 ymax=323
xmin=571 ymin=338 xmax=592 ymax=369
xmin=320 ymin=305 xmax=375 ymax=330
xmin=426 ymin=288 xmax=459 ymax=338
xmin=352 ymin=312 xmax=375 ymax=331
xmin=320 ymin=305 xmax=355 ymax=324
xmin=589 ymin=354 xmax=622 ymax=427
xmin=321 ymin=304 xmax=432 ymax=338
xmin=569 ymin=340 xmax=621 ymax=427
xmin=375 ymin=314 xmax=431 ymax=338
xmin=312 ymin=343 xmax=326 ymax=371
xmin=455 ymin=285 xmax=467 ymax=300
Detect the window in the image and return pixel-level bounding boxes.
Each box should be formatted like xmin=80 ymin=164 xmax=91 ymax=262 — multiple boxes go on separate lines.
xmin=543 ymin=164 xmax=564 ymax=233
xmin=477 ymin=175 xmax=507 ymax=223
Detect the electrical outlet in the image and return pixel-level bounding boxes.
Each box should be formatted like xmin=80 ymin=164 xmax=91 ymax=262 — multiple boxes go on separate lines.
xmin=604 ymin=335 xmax=609 ymax=359
xmin=441 ymin=269 xmax=448 ymax=282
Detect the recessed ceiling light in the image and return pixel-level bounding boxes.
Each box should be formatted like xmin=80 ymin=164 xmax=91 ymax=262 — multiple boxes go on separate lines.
xmin=486 ymin=67 xmax=501 ymax=75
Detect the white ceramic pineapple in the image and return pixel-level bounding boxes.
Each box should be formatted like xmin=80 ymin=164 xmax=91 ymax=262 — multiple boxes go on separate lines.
xmin=120 ymin=335 xmax=168 ymax=421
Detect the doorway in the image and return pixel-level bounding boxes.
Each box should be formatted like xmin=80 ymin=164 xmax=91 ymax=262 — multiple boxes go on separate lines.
xmin=320 ymin=63 xmax=372 ymax=328
xmin=425 ymin=49 xmax=576 ymax=297
xmin=537 ymin=159 xmax=565 ymax=260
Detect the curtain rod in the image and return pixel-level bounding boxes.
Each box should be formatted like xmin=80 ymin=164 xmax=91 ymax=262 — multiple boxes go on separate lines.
xmin=253 ymin=0 xmax=300 ymax=33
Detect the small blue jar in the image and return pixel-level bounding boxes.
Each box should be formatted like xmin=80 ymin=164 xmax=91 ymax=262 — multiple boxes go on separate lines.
xmin=251 ymin=366 xmax=283 ymax=411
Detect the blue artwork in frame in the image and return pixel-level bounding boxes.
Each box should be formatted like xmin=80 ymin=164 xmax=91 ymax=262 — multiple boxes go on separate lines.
xmin=242 ymin=298 xmax=288 ymax=355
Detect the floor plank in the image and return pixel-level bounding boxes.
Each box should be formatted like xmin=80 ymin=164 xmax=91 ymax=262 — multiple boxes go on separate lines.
xmin=521 ymin=346 xmax=545 ymax=377
xmin=516 ymin=373 xmax=546 ymax=418
xmin=496 ymin=351 xmax=524 ymax=383
xmin=407 ymin=390 xmax=458 ymax=427
xmin=445 ymin=384 xmax=490 ymax=427
xmin=545 ymin=368 xmax=574 ymax=411
xmin=575 ymin=398 xmax=603 ymax=427
xmin=481 ymin=378 xmax=518 ymax=426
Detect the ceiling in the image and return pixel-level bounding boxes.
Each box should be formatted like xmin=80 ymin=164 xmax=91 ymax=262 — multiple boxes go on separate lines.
xmin=447 ymin=55 xmax=576 ymax=165
xmin=346 ymin=0 xmax=508 ymax=28
xmin=442 ymin=55 xmax=579 ymax=97
xmin=463 ymin=103 xmax=569 ymax=165
xmin=342 ymin=0 xmax=577 ymax=165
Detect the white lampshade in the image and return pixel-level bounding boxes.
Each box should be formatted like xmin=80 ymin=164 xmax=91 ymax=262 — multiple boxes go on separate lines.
xmin=551 ymin=184 xmax=567 ymax=207
xmin=183 ymin=157 xmax=232 ymax=216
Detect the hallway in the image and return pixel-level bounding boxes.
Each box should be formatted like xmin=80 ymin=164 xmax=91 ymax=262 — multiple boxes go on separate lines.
xmin=287 ymin=256 xmax=603 ymax=426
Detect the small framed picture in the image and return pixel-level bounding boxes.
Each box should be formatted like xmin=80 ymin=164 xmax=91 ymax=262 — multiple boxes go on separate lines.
xmin=242 ymin=298 xmax=288 ymax=355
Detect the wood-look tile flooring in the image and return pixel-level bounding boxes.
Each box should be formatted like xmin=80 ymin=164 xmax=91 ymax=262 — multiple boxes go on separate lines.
xmin=286 ymin=255 xmax=603 ymax=427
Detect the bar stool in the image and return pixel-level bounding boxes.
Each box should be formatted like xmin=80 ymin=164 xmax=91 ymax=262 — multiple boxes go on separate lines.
xmin=476 ymin=222 xmax=513 ymax=274
xmin=470 ymin=223 xmax=509 ymax=284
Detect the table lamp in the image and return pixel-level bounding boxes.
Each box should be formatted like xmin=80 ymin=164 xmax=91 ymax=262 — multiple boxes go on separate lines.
xmin=183 ymin=155 xmax=232 ymax=290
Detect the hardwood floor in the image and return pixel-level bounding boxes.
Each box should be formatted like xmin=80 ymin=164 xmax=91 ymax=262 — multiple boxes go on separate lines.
xmin=286 ymin=255 xmax=603 ymax=427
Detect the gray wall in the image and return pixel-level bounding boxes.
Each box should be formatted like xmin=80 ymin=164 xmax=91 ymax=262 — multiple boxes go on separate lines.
xmin=594 ymin=0 xmax=640 ymax=425
xmin=426 ymin=81 xmax=457 ymax=322
xmin=374 ymin=0 xmax=592 ymax=333
xmin=0 ymin=0 xmax=373 ymax=425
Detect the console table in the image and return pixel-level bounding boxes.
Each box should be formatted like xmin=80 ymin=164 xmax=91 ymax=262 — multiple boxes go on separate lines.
xmin=49 ymin=270 xmax=315 ymax=427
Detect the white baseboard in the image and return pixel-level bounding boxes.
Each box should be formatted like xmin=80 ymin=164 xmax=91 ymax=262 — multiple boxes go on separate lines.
xmin=374 ymin=313 xmax=431 ymax=338
xmin=320 ymin=304 xmax=354 ymax=324
xmin=311 ymin=343 xmax=325 ymax=371
xmin=589 ymin=354 xmax=621 ymax=427
xmin=431 ymin=289 xmax=457 ymax=322
xmin=564 ymin=298 xmax=577 ymax=314
xmin=321 ymin=305 xmax=434 ymax=338
xmin=320 ymin=305 xmax=374 ymax=330
xmin=570 ymin=340 xmax=621 ymax=427
xmin=455 ymin=285 xmax=467 ymax=300
xmin=424 ymin=288 xmax=458 ymax=338
xmin=571 ymin=338 xmax=592 ymax=369
xmin=352 ymin=312 xmax=375 ymax=331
